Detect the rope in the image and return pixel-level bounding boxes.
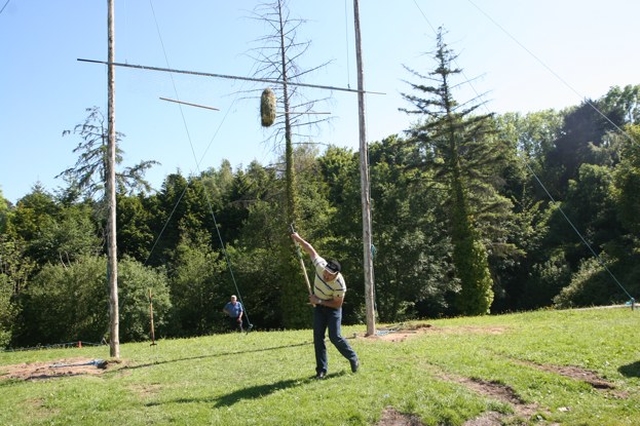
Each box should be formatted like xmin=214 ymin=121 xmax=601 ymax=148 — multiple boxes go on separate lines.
xmin=0 ymin=0 xmax=10 ymax=15
xmin=141 ymin=0 xmax=253 ymax=329
xmin=410 ymin=0 xmax=636 ymax=302
xmin=527 ymin=162 xmax=634 ymax=301
xmin=205 ymin=193 xmax=253 ymax=329
xmin=464 ymin=0 xmax=637 ymax=146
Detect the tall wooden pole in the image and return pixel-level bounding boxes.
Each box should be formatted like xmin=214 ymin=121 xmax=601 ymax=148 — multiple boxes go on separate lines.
xmin=107 ymin=0 xmax=120 ymax=358
xmin=353 ymin=0 xmax=376 ymax=336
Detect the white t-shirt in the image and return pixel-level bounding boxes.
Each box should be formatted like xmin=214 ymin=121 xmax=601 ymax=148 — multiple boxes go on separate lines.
xmin=312 ymin=256 xmax=346 ymax=301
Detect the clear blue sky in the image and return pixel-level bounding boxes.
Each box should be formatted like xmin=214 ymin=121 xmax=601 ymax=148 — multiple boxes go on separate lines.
xmin=1 ymin=1 xmax=639 ymax=204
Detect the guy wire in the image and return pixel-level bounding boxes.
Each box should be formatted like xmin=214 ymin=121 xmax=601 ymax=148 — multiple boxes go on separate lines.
xmin=142 ymin=0 xmax=252 ymax=326
xmin=411 ymin=0 xmax=636 ymax=301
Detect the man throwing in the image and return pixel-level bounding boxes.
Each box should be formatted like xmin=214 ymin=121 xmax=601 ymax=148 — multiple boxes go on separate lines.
xmin=291 ymin=232 xmax=359 ymax=379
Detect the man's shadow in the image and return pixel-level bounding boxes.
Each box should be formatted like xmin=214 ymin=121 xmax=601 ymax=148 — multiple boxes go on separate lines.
xmin=618 ymin=361 xmax=640 ymax=378
xmin=145 ymin=372 xmax=345 ymax=408
xmin=213 ymin=372 xmax=345 ymax=407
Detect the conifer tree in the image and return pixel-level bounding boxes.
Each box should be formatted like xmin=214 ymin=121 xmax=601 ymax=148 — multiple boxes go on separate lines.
xmin=400 ymin=28 xmax=499 ymax=315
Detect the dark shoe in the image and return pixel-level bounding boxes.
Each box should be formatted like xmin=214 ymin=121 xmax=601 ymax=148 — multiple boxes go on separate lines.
xmin=350 ymin=358 xmax=359 ymax=373
xmin=315 ymin=371 xmax=326 ymax=380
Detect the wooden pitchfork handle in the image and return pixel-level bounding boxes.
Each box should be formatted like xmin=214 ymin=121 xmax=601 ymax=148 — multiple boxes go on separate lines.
xmin=290 ymin=223 xmax=314 ymax=302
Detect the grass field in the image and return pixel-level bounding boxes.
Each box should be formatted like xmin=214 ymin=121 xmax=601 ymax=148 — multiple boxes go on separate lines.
xmin=1 ymin=306 xmax=639 ymax=425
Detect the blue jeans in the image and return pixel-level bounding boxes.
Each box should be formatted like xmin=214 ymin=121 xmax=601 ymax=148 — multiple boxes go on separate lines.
xmin=313 ymin=305 xmax=358 ymax=374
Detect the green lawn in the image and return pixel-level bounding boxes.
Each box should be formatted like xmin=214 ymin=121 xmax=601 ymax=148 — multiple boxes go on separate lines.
xmin=1 ymin=307 xmax=639 ymax=425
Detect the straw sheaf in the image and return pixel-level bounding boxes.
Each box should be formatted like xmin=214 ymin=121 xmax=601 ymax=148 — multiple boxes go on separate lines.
xmin=260 ymin=88 xmax=276 ymax=127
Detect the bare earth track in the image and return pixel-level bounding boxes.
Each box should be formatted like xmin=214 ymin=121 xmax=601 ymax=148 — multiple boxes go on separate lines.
xmin=369 ymin=324 xmax=623 ymax=425
xmin=0 ymin=357 xmax=111 ymax=381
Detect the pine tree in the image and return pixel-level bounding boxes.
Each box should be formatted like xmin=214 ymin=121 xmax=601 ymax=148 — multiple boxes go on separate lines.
xmin=400 ymin=28 xmax=501 ymax=315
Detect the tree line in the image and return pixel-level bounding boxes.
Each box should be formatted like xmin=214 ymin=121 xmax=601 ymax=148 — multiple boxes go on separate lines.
xmin=1 ymin=31 xmax=639 ymax=349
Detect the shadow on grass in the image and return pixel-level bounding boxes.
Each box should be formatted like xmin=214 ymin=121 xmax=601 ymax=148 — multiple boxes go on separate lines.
xmin=212 ymin=371 xmax=346 ymax=407
xmin=126 ymin=341 xmax=313 ymax=371
xmin=144 ymin=371 xmax=346 ymax=408
xmin=618 ymin=361 xmax=640 ymax=378
xmin=214 ymin=378 xmax=303 ymax=407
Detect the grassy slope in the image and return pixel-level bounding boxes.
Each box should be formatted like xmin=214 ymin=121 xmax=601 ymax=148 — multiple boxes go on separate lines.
xmin=1 ymin=307 xmax=639 ymax=425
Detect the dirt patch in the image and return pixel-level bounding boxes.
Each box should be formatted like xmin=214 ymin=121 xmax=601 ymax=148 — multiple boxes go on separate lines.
xmin=375 ymin=376 xmax=544 ymax=426
xmin=0 ymin=357 xmax=112 ymax=381
xmin=462 ymin=411 xmax=510 ymax=426
xmin=365 ymin=324 xmax=506 ymax=342
xmin=375 ymin=406 xmax=530 ymax=426
xmin=464 ymin=377 xmax=527 ymax=406
xmin=376 ymin=407 xmax=425 ymax=426
xmin=532 ymin=362 xmax=614 ymax=389
xmin=431 ymin=371 xmax=548 ymax=425
xmin=374 ymin=364 xmax=544 ymax=425
xmin=370 ymin=324 xmax=431 ymax=342
xmin=514 ymin=360 xmax=627 ymax=398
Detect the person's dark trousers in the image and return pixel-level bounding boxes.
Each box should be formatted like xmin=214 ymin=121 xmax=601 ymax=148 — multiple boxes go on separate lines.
xmin=313 ymin=305 xmax=357 ymax=375
xmin=228 ymin=316 xmax=243 ymax=332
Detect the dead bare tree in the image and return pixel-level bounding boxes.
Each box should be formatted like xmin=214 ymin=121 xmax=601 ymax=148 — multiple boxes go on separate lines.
xmin=247 ymin=0 xmax=334 ymax=328
xmin=248 ymin=0 xmax=333 ymax=224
